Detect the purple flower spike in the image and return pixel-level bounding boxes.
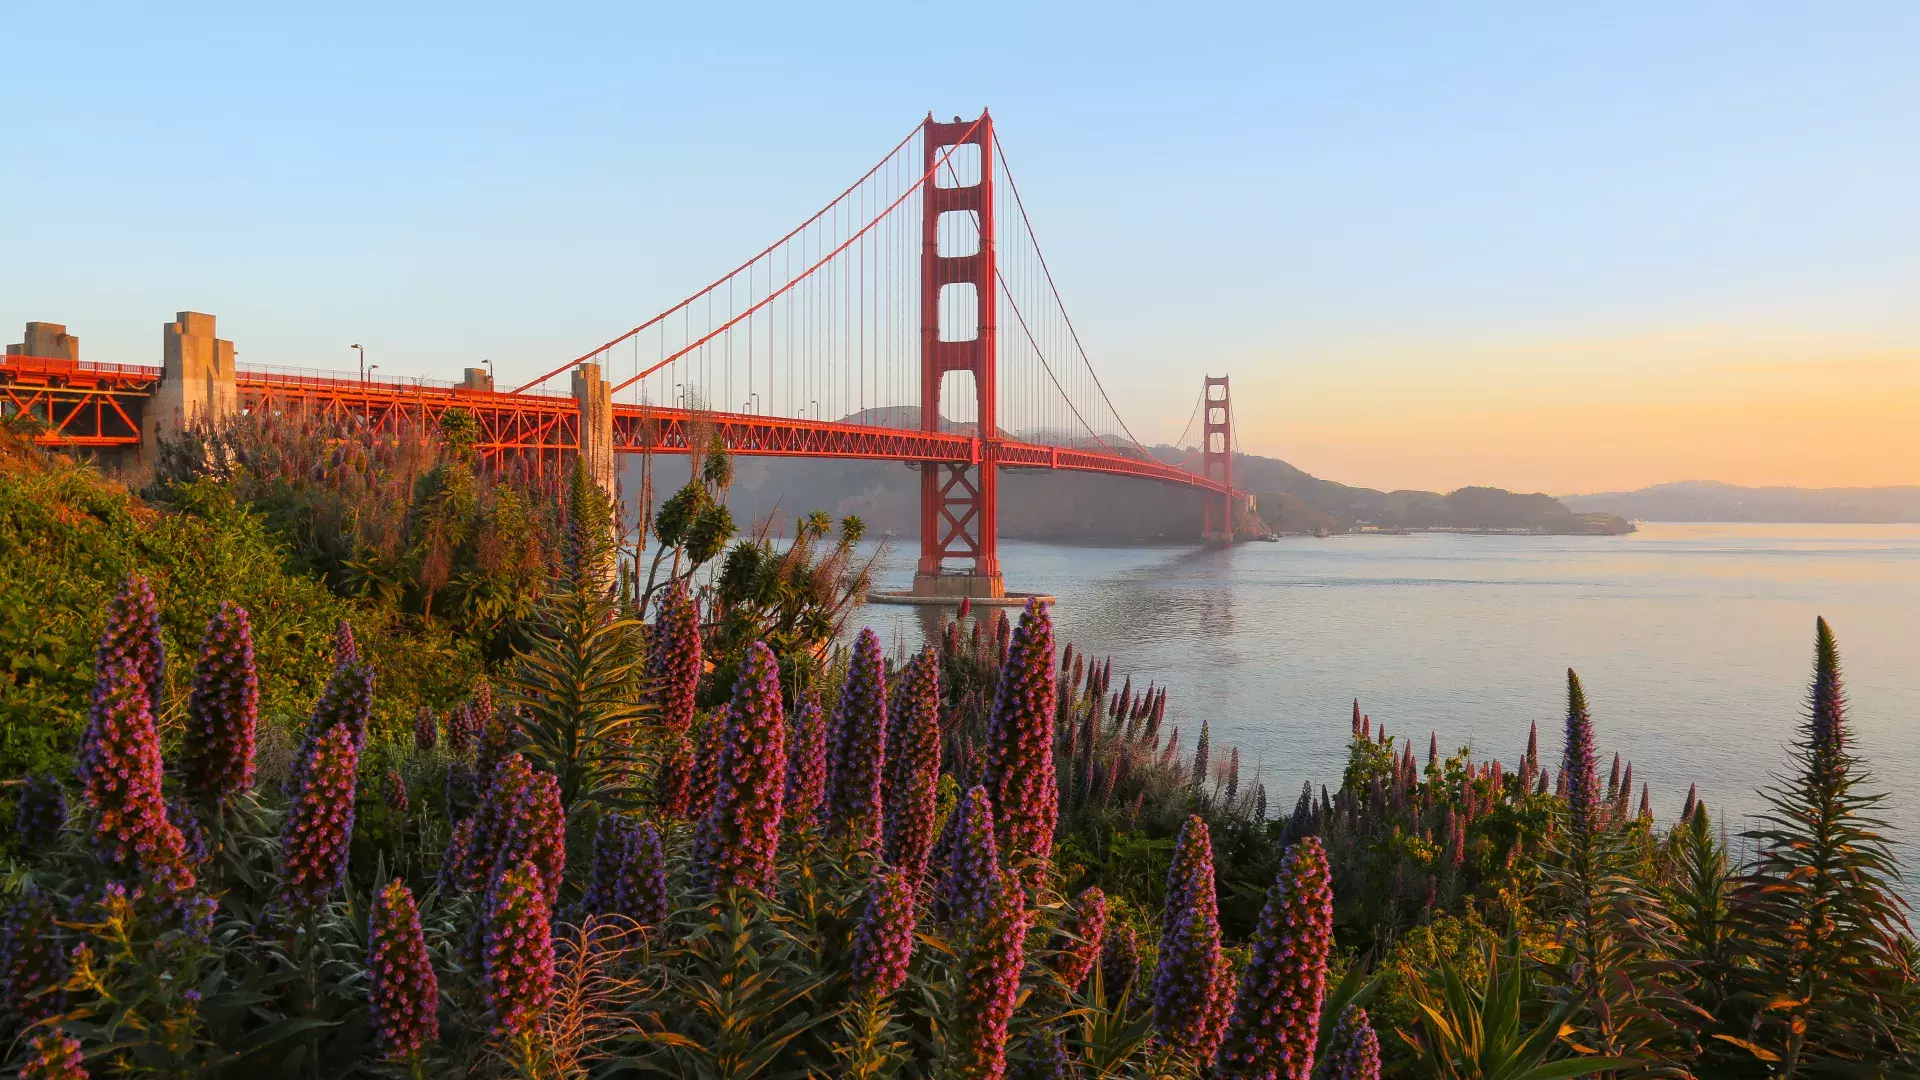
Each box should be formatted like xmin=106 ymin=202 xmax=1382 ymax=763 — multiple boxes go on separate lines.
xmin=292 ymin=658 xmax=374 ymax=795
xmin=414 ymin=706 xmax=438 ymax=752
xmin=501 ymin=770 xmax=567 ymax=907
xmin=1217 ymin=837 xmax=1335 ymax=1080
xmin=182 ymin=601 xmax=258 ymax=805
xmin=468 ymin=755 xmax=534 ymax=891
xmin=1320 ymin=1005 xmax=1382 ymax=1080
xmin=79 ymin=652 xmax=194 ymax=894
xmin=332 ymin=618 xmax=358 ymax=668
xmin=1010 ymin=1032 xmax=1073 ymax=1080
xmin=368 ymin=879 xmax=440 ymax=1061
xmin=1049 ymin=886 xmax=1109 ymax=993
xmin=650 ymin=580 xmax=703 ymax=734
xmin=1561 ymin=670 xmax=1599 ymax=839
xmin=279 ymin=723 xmax=359 ymax=915
xmin=446 ymin=703 xmax=477 ymax=756
xmin=582 ymin=814 xmax=636 ymax=915
xmin=783 ymin=689 xmax=828 ymax=828
xmin=1101 ymin=922 xmax=1140 ymax=1006
xmin=1809 ymin=617 xmax=1847 ymax=758
xmin=385 ymin=769 xmax=410 ymax=815
xmin=15 ymin=774 xmax=66 ymax=853
xmin=698 ymin=642 xmax=788 ymax=896
xmin=616 ymin=820 xmax=671 ymax=928
xmin=849 ymin=868 xmax=918 ymax=1000
xmin=883 ymin=648 xmax=942 ymax=885
xmin=954 ymin=873 xmax=1030 ymax=1080
xmin=653 ymin=734 xmax=695 ymax=820
xmin=1 ymin=886 xmax=67 ymax=1021
xmin=982 ymin=598 xmax=1058 ymax=891
xmin=686 ymin=719 xmax=723 ymax=822
xmin=484 ymin=860 xmax=556 ymax=1040
xmin=828 ymin=628 xmax=888 ymax=848
xmin=937 ymin=786 xmax=1003 ymax=927
xmin=19 ymin=1031 xmax=87 ymax=1080
xmin=1151 ymin=815 xmax=1229 ymax=1063
xmin=95 ymin=574 xmax=165 ymax=717
xmin=438 ymin=816 xmax=477 ymax=894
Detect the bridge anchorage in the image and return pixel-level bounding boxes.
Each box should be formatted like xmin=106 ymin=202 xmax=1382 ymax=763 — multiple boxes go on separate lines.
xmin=0 ymin=110 xmax=1249 ymax=607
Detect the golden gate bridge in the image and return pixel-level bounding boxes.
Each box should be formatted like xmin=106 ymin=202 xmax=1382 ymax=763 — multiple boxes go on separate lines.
xmin=0 ymin=111 xmax=1247 ymax=600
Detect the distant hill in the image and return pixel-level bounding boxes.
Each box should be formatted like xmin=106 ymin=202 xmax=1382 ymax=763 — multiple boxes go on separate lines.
xmin=624 ymin=421 xmax=1629 ymax=541
xmin=1563 ymin=481 xmax=1920 ymax=523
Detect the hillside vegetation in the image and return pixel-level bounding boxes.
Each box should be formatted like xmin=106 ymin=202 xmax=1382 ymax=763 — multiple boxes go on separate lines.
xmin=1 ymin=417 xmax=1910 ymax=1079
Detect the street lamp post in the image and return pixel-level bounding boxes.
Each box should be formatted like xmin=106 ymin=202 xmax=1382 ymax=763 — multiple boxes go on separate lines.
xmin=351 ymin=344 xmax=366 ymax=383
xmin=483 ymin=358 xmax=494 ymax=388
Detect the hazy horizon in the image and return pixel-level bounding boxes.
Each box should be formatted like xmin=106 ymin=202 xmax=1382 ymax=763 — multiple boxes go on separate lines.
xmin=4 ymin=3 xmax=1914 ymax=495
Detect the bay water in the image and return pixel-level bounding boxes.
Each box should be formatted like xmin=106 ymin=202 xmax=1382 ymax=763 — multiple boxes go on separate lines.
xmin=857 ymin=523 xmax=1920 ymax=882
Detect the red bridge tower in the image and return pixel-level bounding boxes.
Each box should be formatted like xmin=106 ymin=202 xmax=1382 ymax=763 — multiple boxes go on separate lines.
xmin=1202 ymin=374 xmax=1235 ymax=545
xmin=913 ymin=111 xmax=1004 ymax=598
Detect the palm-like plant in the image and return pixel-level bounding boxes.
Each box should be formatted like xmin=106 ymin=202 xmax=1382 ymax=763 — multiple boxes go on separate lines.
xmin=1397 ymin=934 xmax=1635 ymax=1080
xmin=502 ymin=462 xmax=652 ymax=814
xmin=1728 ymin=618 xmax=1915 ymax=1072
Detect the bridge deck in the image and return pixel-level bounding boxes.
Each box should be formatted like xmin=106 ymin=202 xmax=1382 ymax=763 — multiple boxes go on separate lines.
xmin=0 ymin=354 xmax=1230 ymax=496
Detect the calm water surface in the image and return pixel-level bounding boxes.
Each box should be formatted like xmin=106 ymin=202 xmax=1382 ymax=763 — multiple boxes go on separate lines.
xmin=859 ymin=524 xmax=1920 ymax=877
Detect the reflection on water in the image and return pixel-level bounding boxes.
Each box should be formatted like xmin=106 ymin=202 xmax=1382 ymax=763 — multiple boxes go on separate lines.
xmin=857 ymin=523 xmax=1920 ymax=884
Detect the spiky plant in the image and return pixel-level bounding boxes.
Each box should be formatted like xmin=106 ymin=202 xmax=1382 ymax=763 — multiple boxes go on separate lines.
xmin=828 ymin=627 xmax=888 ymax=848
xmin=414 ymin=706 xmax=437 ymax=751
xmin=94 ymin=573 xmax=165 ymax=715
xmin=78 ymin=651 xmax=193 ymax=894
xmin=502 ymin=464 xmax=650 ymax=813
xmin=938 ymin=786 xmax=1004 ymax=928
xmin=649 ymin=579 xmax=702 ymax=734
xmin=783 ymin=688 xmax=829 ymax=828
xmin=981 ymin=597 xmax=1058 ymax=890
xmin=14 ymin=773 xmax=66 ymax=853
xmin=1541 ymin=671 xmax=1681 ymax=1063
xmin=291 ymin=657 xmax=374 ymax=793
xmin=952 ymin=872 xmax=1030 ymax=1079
xmin=1217 ymin=837 xmax=1334 ymax=1079
xmin=850 ymin=867 xmax=917 ymax=1000
xmin=501 ymin=769 xmax=567 ymax=906
xmin=882 ymin=647 xmax=942 ymax=885
xmin=180 ymin=601 xmax=258 ymax=805
xmin=278 ymin=723 xmax=359 ymax=915
xmin=1320 ymin=1005 xmax=1381 ymax=1080
xmin=1733 ymin=618 xmax=1914 ymax=1071
xmin=368 ymin=879 xmax=440 ymax=1062
xmin=0 ymin=885 xmax=66 ymax=1021
xmin=1151 ymin=815 xmax=1230 ymax=1063
xmin=616 ymin=820 xmax=671 ymax=928
xmin=1048 ymin=886 xmax=1108 ymax=994
xmin=484 ymin=859 xmax=557 ymax=1049
xmin=1397 ymin=934 xmax=1633 ymax=1080
xmin=696 ymin=641 xmax=788 ymax=896
xmin=1101 ymin=922 xmax=1141 ymax=1009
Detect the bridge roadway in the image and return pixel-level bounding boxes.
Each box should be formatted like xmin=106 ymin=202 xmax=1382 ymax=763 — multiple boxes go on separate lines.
xmin=0 ymin=352 xmax=1230 ymax=496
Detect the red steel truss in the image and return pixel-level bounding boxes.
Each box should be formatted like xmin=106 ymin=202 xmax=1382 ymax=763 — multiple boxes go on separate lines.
xmin=0 ymin=353 xmax=1232 ymax=495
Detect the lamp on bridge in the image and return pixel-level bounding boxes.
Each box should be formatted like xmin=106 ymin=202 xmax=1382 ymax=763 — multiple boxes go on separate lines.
xmin=351 ymin=343 xmax=366 ymax=383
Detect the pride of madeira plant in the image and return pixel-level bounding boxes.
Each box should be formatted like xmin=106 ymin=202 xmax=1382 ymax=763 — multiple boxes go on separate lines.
xmin=4 ymin=422 xmax=1918 ymax=1078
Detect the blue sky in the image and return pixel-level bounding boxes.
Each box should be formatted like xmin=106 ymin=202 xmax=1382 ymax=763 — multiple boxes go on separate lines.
xmin=4 ymin=3 xmax=1916 ymax=491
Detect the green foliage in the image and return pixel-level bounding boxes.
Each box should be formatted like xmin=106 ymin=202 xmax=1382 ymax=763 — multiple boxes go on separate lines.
xmin=0 ymin=445 xmax=473 ymax=784
xmin=1395 ymin=933 xmax=1636 ymax=1080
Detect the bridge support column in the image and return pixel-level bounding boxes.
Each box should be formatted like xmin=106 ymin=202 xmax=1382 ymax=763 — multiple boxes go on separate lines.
xmin=913 ymin=110 xmax=1005 ymax=600
xmin=573 ymin=360 xmax=617 ymax=512
xmin=142 ymin=312 xmax=237 ymax=466
xmin=1201 ymin=375 xmax=1235 ymax=546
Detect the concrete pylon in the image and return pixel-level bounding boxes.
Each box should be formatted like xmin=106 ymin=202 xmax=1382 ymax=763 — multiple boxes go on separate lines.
xmin=572 ymin=360 xmax=617 ymax=512
xmin=6 ymin=322 xmax=80 ymax=361
xmin=142 ymin=312 xmax=237 ymax=464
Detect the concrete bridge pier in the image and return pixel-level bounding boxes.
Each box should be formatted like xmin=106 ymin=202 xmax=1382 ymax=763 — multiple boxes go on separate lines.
xmin=572 ymin=362 xmax=620 ymax=581
xmin=142 ymin=312 xmax=237 ymax=465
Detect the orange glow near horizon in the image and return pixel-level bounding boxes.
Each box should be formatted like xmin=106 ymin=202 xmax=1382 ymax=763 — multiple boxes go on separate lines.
xmin=1227 ymin=328 xmax=1920 ymax=495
